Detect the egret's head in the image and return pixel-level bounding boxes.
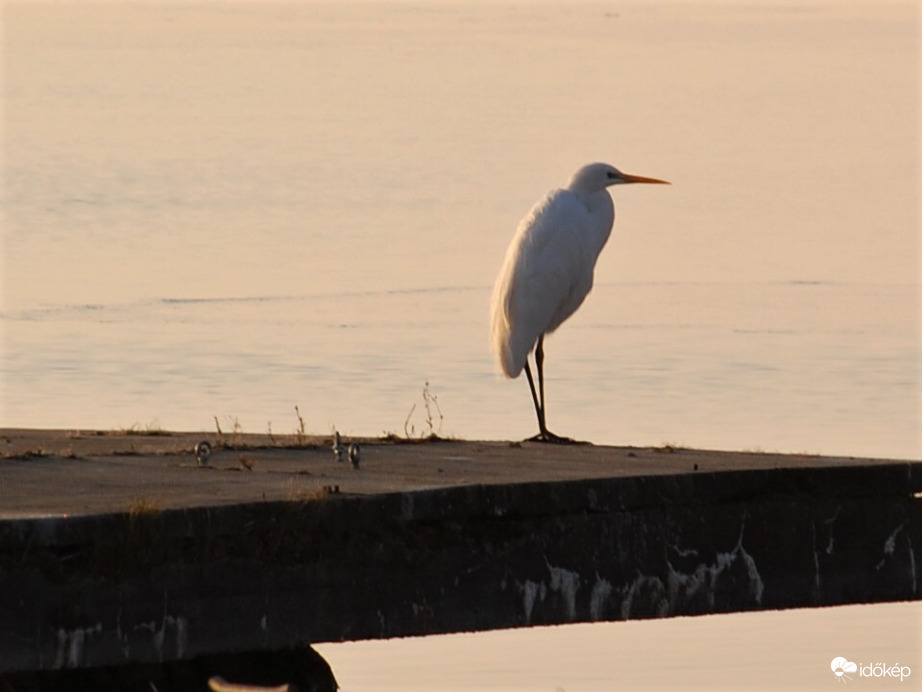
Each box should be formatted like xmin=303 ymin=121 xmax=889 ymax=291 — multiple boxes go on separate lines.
xmin=568 ymin=162 xmax=670 ymax=193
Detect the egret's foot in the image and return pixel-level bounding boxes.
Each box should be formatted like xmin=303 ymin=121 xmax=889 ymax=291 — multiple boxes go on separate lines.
xmin=525 ymin=430 xmax=591 ymax=445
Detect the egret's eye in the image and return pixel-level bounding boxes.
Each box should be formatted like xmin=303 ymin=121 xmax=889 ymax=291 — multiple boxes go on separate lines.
xmin=606 ymin=171 xmax=618 ymax=179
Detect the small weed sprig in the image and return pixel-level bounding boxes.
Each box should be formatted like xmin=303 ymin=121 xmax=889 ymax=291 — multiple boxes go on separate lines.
xmin=113 ymin=420 xmax=168 ymax=436
xmin=214 ymin=416 xmax=244 ymax=448
xmin=422 ymin=379 xmax=443 ymax=437
xmin=402 ymin=379 xmax=444 ymax=440
xmin=294 ymin=405 xmax=307 ymax=446
xmin=403 ymin=404 xmax=416 ymax=438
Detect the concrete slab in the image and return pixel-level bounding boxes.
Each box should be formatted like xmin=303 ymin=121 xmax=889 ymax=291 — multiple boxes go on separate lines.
xmin=1 ymin=428 xmax=909 ymax=517
xmin=1 ymin=429 xmax=919 ymax=677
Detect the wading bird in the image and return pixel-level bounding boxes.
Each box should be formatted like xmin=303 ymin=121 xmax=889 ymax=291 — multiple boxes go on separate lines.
xmin=490 ymin=162 xmax=669 ymax=443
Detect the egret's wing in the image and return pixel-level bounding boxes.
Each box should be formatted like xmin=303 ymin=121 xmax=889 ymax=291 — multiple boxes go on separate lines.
xmin=491 ymin=189 xmax=595 ymax=377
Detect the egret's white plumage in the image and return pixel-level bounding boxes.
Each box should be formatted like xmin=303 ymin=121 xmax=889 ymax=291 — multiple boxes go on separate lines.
xmin=490 ymin=162 xmax=669 ymax=442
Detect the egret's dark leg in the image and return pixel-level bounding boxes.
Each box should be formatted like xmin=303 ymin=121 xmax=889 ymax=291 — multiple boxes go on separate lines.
xmin=535 ymin=335 xmax=547 ymax=425
xmin=523 ymin=359 xmax=546 ymax=436
xmin=525 ymin=335 xmax=583 ymax=444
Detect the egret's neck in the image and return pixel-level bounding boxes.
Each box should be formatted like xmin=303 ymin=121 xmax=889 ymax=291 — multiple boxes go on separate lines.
xmin=582 ymin=189 xmax=615 ymax=255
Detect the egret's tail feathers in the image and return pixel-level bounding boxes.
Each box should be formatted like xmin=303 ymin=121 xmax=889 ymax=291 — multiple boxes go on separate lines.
xmin=490 ymin=299 xmax=524 ymax=379
xmin=498 ymin=340 xmax=524 ymax=379
xmin=491 ymin=319 xmax=517 ymax=379
xmin=492 ymin=316 xmax=533 ymax=380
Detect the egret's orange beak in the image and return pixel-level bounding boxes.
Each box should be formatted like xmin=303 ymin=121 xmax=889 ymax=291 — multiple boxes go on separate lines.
xmin=620 ymin=172 xmax=671 ymax=185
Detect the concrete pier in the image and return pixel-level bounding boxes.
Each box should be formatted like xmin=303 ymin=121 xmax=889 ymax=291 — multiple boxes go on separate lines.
xmin=1 ymin=429 xmax=919 ymax=687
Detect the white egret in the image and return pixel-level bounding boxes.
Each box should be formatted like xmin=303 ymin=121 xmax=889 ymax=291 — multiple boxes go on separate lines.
xmin=490 ymin=162 xmax=669 ymax=443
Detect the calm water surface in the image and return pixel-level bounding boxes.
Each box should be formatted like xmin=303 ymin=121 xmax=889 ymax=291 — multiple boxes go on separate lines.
xmin=2 ymin=1 xmax=919 ymax=688
xmin=315 ymin=602 xmax=921 ymax=691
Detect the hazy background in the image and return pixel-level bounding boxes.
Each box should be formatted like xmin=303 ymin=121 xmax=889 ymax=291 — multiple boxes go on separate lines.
xmin=2 ymin=2 xmax=919 ymax=688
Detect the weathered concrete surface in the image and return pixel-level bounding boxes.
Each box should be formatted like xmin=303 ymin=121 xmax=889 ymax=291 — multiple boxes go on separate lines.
xmin=1 ymin=429 xmax=920 ymax=677
xmin=1 ymin=428 xmax=911 ymax=515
